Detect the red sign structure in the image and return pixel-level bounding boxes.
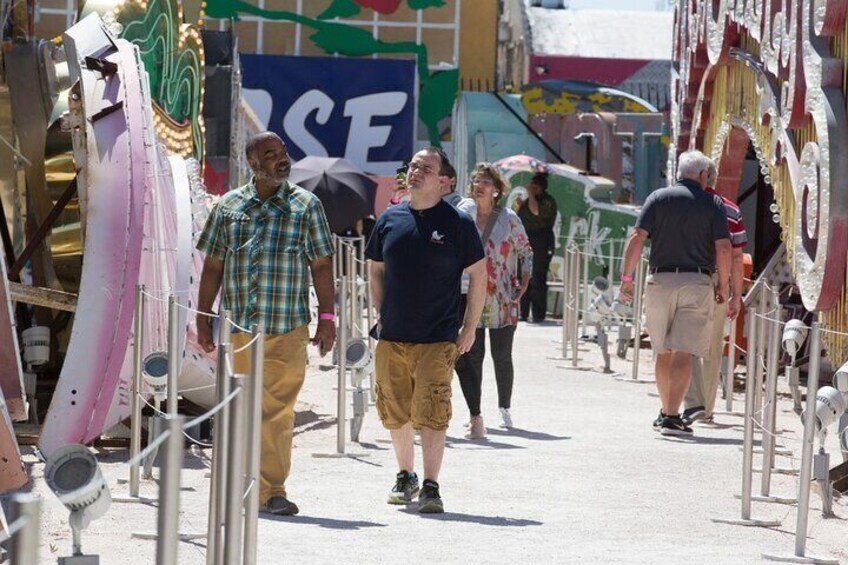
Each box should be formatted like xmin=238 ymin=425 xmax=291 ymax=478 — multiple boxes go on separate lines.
xmin=672 ymin=0 xmax=848 ymax=314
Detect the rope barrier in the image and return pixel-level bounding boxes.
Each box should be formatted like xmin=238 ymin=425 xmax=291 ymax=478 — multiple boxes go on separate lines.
xmin=0 ymin=516 xmax=29 ymax=544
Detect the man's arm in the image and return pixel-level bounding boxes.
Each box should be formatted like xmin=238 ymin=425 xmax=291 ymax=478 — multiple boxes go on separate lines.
xmin=309 ymin=255 xmax=336 ymax=357
xmin=369 ymin=260 xmax=385 ymax=314
xmin=714 ymin=238 xmax=732 ymax=304
xmin=728 ymin=247 xmax=744 ymax=319
xmin=617 ymin=228 xmax=648 ymax=304
xmin=196 ymin=256 xmax=224 ymax=352
xmin=457 ymin=258 xmax=486 ymax=354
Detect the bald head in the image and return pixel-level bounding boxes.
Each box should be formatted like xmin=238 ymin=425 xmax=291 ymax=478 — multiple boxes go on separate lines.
xmin=246 ymin=132 xmax=285 ymax=160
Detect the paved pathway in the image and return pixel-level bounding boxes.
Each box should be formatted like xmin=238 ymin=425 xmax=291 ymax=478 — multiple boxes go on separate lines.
xmin=23 ymin=321 xmax=848 ymax=564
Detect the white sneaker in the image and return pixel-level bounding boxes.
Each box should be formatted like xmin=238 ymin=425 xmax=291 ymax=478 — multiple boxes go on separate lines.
xmin=500 ymin=408 xmax=513 ymax=429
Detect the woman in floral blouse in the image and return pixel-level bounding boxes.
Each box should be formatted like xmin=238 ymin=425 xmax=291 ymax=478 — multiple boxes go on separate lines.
xmin=456 ymin=163 xmax=533 ymax=439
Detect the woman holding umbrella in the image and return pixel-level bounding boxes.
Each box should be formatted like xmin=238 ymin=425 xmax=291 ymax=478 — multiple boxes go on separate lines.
xmin=517 ymin=172 xmax=558 ymax=322
xmin=456 ymin=163 xmax=533 ymax=438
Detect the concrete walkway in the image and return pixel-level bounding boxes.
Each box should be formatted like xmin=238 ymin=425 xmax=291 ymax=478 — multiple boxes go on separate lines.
xmin=23 ymin=321 xmax=848 ymax=564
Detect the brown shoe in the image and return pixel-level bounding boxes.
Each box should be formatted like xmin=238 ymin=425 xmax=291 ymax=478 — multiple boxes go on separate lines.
xmin=465 ymin=415 xmax=486 ymax=439
xmin=263 ymin=496 xmax=299 ymax=515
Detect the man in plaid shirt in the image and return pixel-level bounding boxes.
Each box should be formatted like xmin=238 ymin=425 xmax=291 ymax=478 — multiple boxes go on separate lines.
xmin=196 ymin=132 xmax=335 ymax=516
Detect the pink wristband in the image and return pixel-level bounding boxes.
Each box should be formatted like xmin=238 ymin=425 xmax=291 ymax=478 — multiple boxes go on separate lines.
xmin=319 ymin=313 xmax=335 ymax=321
xmin=620 ymin=274 xmax=634 ymax=283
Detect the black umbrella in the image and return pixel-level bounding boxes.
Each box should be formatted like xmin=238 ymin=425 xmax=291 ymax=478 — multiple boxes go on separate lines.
xmin=288 ymin=157 xmax=377 ymax=233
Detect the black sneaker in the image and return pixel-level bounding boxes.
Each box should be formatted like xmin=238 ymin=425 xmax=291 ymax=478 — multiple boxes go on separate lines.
xmin=660 ymin=416 xmax=694 ymax=436
xmin=682 ymin=405 xmax=706 ymax=425
xmin=262 ymin=496 xmax=299 ymax=515
xmin=417 ymin=479 xmax=444 ymax=513
xmin=388 ymin=471 xmax=419 ymax=505
xmin=652 ymin=410 xmax=665 ymax=430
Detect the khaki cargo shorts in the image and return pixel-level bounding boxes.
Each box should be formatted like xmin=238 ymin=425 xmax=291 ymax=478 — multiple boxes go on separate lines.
xmin=374 ymin=340 xmax=458 ymax=431
xmin=644 ymin=272 xmax=715 ymax=358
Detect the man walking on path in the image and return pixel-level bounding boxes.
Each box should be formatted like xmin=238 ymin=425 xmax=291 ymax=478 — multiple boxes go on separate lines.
xmin=618 ymin=150 xmax=731 ymax=436
xmin=366 ymin=147 xmax=486 ymax=513
xmin=682 ymin=161 xmax=748 ymax=425
xmin=196 ymin=132 xmax=336 ymax=516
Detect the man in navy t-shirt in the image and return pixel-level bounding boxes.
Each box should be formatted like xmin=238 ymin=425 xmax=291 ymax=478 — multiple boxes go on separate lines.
xmin=366 ymin=147 xmax=486 ymax=513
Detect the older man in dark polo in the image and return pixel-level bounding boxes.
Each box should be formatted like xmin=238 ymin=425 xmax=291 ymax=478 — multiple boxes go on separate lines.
xmin=618 ymin=150 xmax=731 ymax=436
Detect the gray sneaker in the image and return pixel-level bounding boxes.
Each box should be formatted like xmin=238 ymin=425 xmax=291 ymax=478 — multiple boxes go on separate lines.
xmin=388 ymin=471 xmax=419 ymax=505
xmin=417 ymin=479 xmax=444 ymax=513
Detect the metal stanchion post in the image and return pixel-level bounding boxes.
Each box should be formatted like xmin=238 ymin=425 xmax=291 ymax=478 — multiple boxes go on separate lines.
xmin=725 ymin=306 xmax=738 ymax=413
xmin=760 ymin=289 xmax=781 ymax=496
xmin=167 ymin=295 xmax=180 ymax=416
xmin=207 ymin=311 xmax=232 ymax=565
xmin=337 ymin=276 xmax=348 ymax=453
xmin=130 ymin=284 xmax=145 ymax=497
xmin=570 ymin=244 xmax=580 ymax=366
xmin=581 ymin=241 xmax=590 ymax=338
xmin=313 ymin=276 xmax=367 ymax=459
xmin=763 ymin=322 xmax=837 ymax=564
xmin=561 ymin=245 xmax=571 ymax=359
xmin=9 ymin=493 xmax=40 ymax=565
xmin=713 ymin=307 xmax=780 ymax=527
xmin=225 ymin=375 xmax=246 ymax=565
xmin=346 ymin=244 xmax=354 ymax=336
xmin=753 ymin=290 xmax=768 ymax=426
xmin=364 ymin=250 xmax=376 ymax=398
xmin=243 ymin=325 xmax=264 ymax=565
xmin=156 ymin=415 xmax=186 ymax=565
xmin=115 ymin=285 xmax=157 ymax=504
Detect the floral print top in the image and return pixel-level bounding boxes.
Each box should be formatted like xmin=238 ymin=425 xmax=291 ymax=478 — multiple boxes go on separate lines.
xmin=458 ymin=198 xmax=534 ymax=329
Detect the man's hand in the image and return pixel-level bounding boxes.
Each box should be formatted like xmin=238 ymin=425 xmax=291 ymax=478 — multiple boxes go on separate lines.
xmin=197 ymin=314 xmax=215 ymax=353
xmin=727 ymin=295 xmax=742 ymax=320
xmin=311 ymin=319 xmax=336 ymax=357
xmin=618 ymin=280 xmax=634 ymax=305
xmin=456 ymin=325 xmax=477 ymax=355
xmin=715 ymin=282 xmax=729 ymax=305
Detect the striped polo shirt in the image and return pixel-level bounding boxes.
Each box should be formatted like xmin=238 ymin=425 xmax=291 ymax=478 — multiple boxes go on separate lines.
xmin=706 ymin=187 xmax=748 ymax=249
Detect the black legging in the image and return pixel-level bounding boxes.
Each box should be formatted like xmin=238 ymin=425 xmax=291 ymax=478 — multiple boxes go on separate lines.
xmin=455 ymin=294 xmax=517 ymax=416
xmin=520 ymin=229 xmax=554 ymax=321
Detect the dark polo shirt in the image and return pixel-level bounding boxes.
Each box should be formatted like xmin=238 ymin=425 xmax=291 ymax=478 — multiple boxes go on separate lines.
xmin=635 ymin=179 xmax=730 ymax=271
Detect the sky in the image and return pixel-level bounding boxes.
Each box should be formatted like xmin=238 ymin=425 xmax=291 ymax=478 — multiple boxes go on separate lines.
xmin=567 ymin=0 xmax=671 ymax=10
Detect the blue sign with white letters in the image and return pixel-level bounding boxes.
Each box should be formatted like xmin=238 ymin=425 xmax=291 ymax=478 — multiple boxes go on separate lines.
xmin=240 ymin=54 xmax=415 ymax=176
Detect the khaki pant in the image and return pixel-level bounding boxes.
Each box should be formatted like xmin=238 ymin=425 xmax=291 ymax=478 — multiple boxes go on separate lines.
xmin=644 ymin=272 xmax=715 ymax=358
xmin=684 ymin=301 xmax=728 ymax=417
xmin=232 ymin=325 xmax=309 ymax=504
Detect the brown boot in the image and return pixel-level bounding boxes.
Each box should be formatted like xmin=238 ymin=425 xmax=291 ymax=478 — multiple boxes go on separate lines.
xmin=465 ymin=415 xmax=486 ymax=439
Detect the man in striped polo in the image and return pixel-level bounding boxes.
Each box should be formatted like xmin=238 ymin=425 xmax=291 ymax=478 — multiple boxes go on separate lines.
xmin=682 ymin=161 xmax=748 ymax=424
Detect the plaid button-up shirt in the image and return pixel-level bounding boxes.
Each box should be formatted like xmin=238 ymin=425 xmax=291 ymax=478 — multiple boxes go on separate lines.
xmin=197 ymin=179 xmax=334 ymax=335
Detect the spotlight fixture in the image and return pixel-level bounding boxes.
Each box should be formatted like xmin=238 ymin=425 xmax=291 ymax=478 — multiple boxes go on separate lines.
xmin=142 ymin=351 xmax=169 ymax=402
xmin=45 ymin=444 xmax=111 ymax=564
xmin=344 ymin=338 xmax=372 ymax=371
xmin=781 ymin=319 xmax=808 ymax=357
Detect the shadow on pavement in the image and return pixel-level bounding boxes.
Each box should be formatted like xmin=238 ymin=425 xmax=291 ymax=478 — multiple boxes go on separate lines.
xmin=445 ymin=436 xmax=524 ymax=450
xmin=260 ymin=514 xmax=388 ymax=530
xmin=656 ymin=436 xmax=748 ymax=446
xmin=400 ymin=508 xmax=543 ymax=527
xmin=486 ymin=428 xmax=570 ymax=441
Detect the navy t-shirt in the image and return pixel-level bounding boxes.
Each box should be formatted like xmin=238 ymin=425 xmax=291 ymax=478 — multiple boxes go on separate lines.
xmin=365 ymin=200 xmax=484 ymax=343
